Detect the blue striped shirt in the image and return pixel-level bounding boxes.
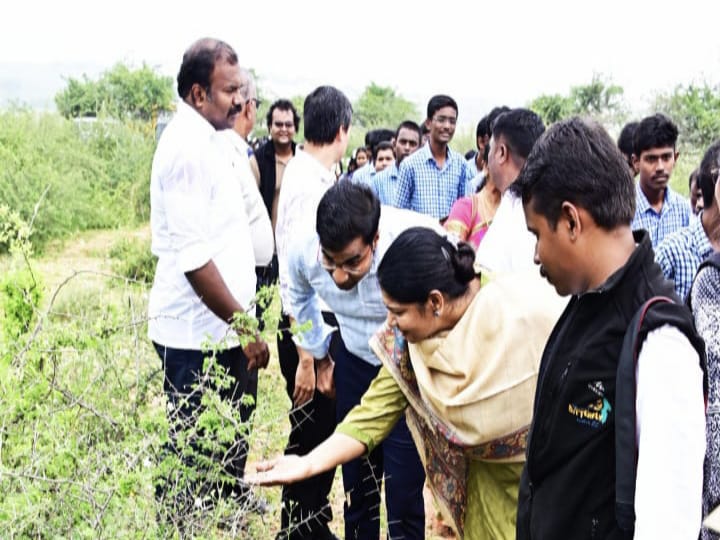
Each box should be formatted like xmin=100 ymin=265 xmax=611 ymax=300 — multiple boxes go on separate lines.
xmin=392 ymin=143 xmax=474 ymax=219
xmin=655 ymin=214 xmax=713 ymax=300
xmin=631 ymin=183 xmax=691 ymax=248
xmin=351 ymin=162 xmax=375 ymax=185
xmin=370 ymin=163 xmax=399 ymax=205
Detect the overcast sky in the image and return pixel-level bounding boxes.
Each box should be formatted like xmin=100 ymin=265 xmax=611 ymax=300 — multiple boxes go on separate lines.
xmin=4 ymin=0 xmax=720 ymax=124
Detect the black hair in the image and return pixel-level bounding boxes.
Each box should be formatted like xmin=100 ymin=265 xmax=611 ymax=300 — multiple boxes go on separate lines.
xmin=689 ymin=168 xmax=699 ymax=190
xmin=372 ymin=141 xmax=395 ymax=161
xmin=316 ymin=182 xmax=381 ymax=252
xmin=617 ymin=121 xmax=639 ymax=161
xmin=476 ymin=116 xmax=489 ymax=139
xmin=633 ymin=113 xmax=679 ymax=157
xmin=378 ymin=227 xmax=476 ymax=304
xmin=491 ymin=108 xmax=546 ymax=161
xmin=366 ymin=128 xmax=395 ymax=156
xmin=486 ymin=106 xmax=511 ymax=134
xmin=303 ymin=86 xmax=352 ymax=145
xmin=426 ymin=94 xmax=458 ymax=119
xmin=266 ymin=98 xmax=300 ymax=131
xmin=697 ymin=140 xmax=720 ymax=208
xmin=177 ymin=38 xmax=238 ymax=99
xmin=510 ymin=117 xmax=635 ymax=230
xmin=465 ymin=149 xmax=477 ymax=161
xmin=395 ymin=120 xmax=422 ymax=141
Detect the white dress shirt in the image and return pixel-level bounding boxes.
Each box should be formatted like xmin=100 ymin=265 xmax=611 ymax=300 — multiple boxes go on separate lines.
xmin=475 ymin=190 xmax=536 ymax=273
xmin=217 ymin=129 xmax=274 ymax=266
xmin=148 ymin=101 xmax=256 ymax=349
xmin=275 ymin=148 xmax=336 ymax=314
xmin=634 ymin=325 xmax=705 ymax=539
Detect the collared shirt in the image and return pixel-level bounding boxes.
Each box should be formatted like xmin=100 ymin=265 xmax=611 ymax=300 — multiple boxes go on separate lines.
xmin=217 ymin=129 xmax=274 ymax=266
xmin=655 ymin=213 xmax=714 ymax=300
xmin=351 ymin=162 xmax=376 ymax=185
xmin=370 ymin=162 xmax=399 ymax=205
xmin=276 ymin=148 xmax=336 ymax=313
xmin=475 ymin=191 xmax=536 ymax=273
xmin=392 ymin=143 xmax=474 ymax=219
xmin=466 ymin=156 xmax=479 ymax=177
xmin=631 ymin=183 xmax=692 ymax=248
xmin=148 ymin=101 xmax=256 ymax=349
xmin=287 ymin=206 xmax=443 ymax=365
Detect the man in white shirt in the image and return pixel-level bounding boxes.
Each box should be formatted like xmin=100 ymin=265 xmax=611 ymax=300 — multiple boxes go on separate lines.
xmin=217 ymin=69 xmax=273 ymax=268
xmin=273 ymin=85 xmax=352 ymax=540
xmin=475 ymin=109 xmax=545 ymax=273
xmin=513 ymin=117 xmax=705 ymax=540
xmin=148 ymin=38 xmax=269 ymax=511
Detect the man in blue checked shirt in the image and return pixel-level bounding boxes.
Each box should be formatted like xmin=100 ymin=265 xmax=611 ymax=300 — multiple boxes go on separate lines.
xmin=392 ymin=95 xmax=475 ymax=219
xmin=630 ymin=113 xmax=692 ymax=247
xmin=370 ymin=120 xmax=422 ymax=204
xmin=656 ymin=139 xmax=720 ymax=300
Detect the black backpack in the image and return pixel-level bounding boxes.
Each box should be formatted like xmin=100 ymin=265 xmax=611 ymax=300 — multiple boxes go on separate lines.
xmin=614 ymin=294 xmax=708 ymax=533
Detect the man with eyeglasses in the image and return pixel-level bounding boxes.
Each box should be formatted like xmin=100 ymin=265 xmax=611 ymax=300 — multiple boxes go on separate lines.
xmin=393 ymin=94 xmax=475 ymax=220
xmin=230 ymin=67 xmax=262 ymax=183
xmin=218 ymin=67 xmax=274 ymax=274
xmin=286 ymin=181 xmax=441 ymax=539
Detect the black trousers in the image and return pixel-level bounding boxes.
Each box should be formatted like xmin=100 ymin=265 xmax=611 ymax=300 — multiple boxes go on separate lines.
xmin=257 ymin=256 xmax=338 ymax=539
xmin=153 ymin=342 xmax=258 ymax=496
xmin=275 ymin=312 xmax=339 ymax=540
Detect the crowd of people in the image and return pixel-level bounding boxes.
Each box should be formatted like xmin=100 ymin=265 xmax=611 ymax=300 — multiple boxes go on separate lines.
xmin=147 ymin=37 xmax=720 ymax=539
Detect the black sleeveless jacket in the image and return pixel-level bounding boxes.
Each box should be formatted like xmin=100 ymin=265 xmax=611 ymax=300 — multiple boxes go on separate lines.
xmin=516 ymin=230 xmax=705 ymax=540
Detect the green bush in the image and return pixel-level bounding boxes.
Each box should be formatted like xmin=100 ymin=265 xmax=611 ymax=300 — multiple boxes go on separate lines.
xmin=109 ymin=236 xmax=157 ymax=283
xmin=0 ymin=267 xmax=42 ymax=343
xmin=0 ymin=109 xmax=155 ymax=252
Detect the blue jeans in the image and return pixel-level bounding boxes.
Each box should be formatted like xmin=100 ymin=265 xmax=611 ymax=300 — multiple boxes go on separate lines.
xmin=153 ymin=342 xmax=258 ymax=494
xmin=333 ymin=336 xmax=426 ymax=539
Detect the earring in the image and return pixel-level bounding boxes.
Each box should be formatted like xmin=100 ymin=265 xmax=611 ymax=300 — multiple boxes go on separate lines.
xmin=433 ymin=310 xmax=440 ymax=317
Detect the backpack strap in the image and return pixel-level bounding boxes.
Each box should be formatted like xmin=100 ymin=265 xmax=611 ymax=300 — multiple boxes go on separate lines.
xmin=615 ymin=296 xmax=708 ymax=533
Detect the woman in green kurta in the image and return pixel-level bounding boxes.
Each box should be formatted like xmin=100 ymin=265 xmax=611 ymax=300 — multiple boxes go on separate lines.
xmin=250 ymin=228 xmax=564 ymax=539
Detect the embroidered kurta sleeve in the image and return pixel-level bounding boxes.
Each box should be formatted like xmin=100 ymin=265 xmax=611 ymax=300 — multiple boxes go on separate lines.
xmin=336 ymin=366 xmax=409 ymax=454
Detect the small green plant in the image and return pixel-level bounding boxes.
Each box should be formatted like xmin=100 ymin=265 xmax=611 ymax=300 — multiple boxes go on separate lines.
xmin=109 ymin=236 xmax=157 ymax=283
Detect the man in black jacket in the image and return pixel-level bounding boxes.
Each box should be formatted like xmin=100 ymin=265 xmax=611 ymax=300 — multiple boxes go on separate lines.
xmin=512 ymin=117 xmax=706 ymax=539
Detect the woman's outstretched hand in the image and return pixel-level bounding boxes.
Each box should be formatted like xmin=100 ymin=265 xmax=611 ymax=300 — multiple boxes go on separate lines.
xmin=245 ymin=455 xmax=313 ymax=486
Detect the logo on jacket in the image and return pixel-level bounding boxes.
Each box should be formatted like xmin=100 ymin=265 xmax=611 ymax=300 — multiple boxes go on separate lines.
xmin=568 ymin=382 xmax=612 ymax=428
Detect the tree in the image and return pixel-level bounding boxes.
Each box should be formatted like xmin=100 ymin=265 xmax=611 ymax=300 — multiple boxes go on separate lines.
xmin=654 ymin=82 xmax=720 ymax=150
xmin=529 ymin=74 xmax=626 ymax=129
xmin=55 ymin=62 xmax=174 ymax=121
xmin=353 ymin=83 xmax=418 ymax=129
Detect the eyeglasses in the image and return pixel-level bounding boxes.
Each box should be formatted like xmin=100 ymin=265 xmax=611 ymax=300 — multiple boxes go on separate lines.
xmin=318 ymin=244 xmax=373 ymax=275
xmin=432 ymin=115 xmax=457 ymax=126
xmin=273 ymin=121 xmax=295 ymax=130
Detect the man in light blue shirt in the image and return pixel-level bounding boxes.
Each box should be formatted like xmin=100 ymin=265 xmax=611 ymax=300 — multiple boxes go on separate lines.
xmin=288 ymin=181 xmax=440 ymax=540
xmin=393 ymin=94 xmax=474 ymax=219
xmin=370 ymin=120 xmax=421 ymax=204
